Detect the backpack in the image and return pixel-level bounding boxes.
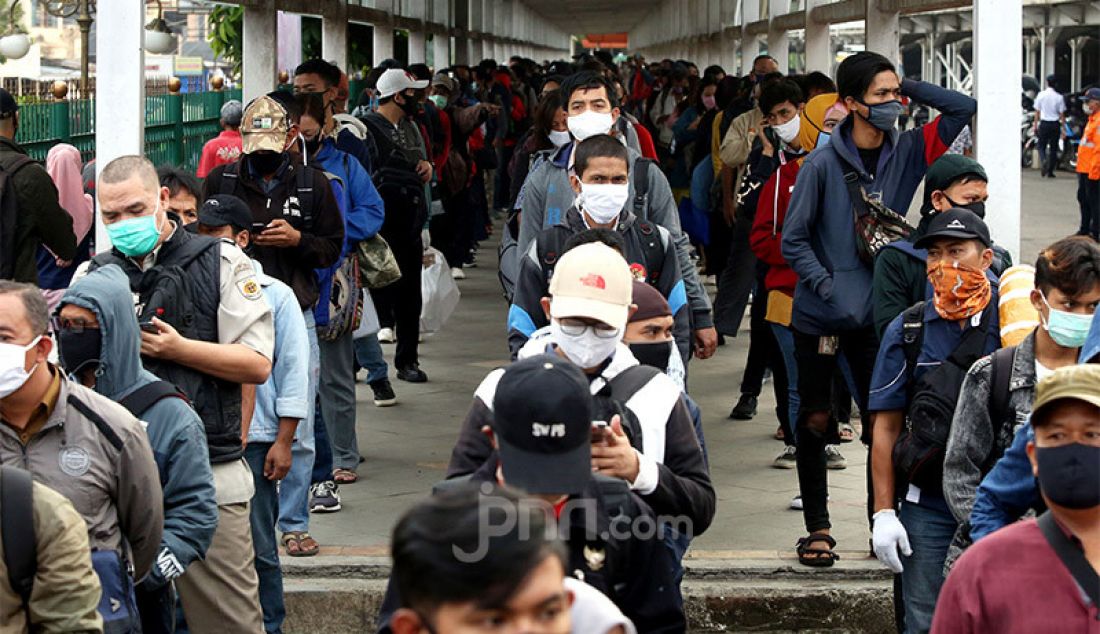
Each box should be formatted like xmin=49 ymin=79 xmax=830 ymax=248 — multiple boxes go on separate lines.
xmin=983 ymin=345 xmax=1016 ymax=472
xmin=534 ymin=220 xmax=664 ymax=288
xmin=363 ymin=115 xmax=428 ymax=239
xmin=892 ymin=301 xmax=995 ymax=493
xmin=118 ymin=380 xmax=190 ymax=419
xmin=594 ymin=365 xmax=663 ymax=451
xmin=1 ymin=465 xmax=35 ymax=611
xmin=218 ymin=161 xmax=317 ymax=230
xmin=0 ymin=154 xmax=37 ymax=280
xmin=135 ymin=239 xmax=221 ymax=339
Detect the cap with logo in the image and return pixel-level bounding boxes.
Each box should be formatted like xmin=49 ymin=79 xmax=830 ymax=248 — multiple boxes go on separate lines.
xmin=492 ymin=354 xmax=594 ymax=495
xmin=1030 ymin=364 xmax=1100 ymax=427
xmin=376 ymin=69 xmax=429 ymax=99
xmin=220 ymin=99 xmax=243 ymax=128
xmin=913 ymin=207 xmax=992 ymax=250
xmin=198 ymin=194 xmax=254 ymax=232
xmin=241 ymin=95 xmax=290 ymax=154
xmin=548 ymin=242 xmax=633 ymax=331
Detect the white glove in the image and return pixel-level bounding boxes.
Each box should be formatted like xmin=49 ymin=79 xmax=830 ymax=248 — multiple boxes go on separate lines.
xmin=872 ymin=509 xmax=912 ymax=573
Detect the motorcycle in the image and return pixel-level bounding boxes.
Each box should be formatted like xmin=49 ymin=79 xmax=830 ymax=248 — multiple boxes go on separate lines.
xmin=1022 ymin=109 xmax=1038 ymax=168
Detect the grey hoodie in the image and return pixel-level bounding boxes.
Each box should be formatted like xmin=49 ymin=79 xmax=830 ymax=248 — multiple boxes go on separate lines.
xmin=62 ymin=264 xmax=218 ymax=588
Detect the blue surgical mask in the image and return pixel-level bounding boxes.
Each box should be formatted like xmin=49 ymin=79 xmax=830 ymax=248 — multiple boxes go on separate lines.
xmin=859 ymin=99 xmax=905 ymax=132
xmin=816 ymin=131 xmax=831 ymax=148
xmin=106 ymin=200 xmax=163 ymax=257
xmin=1041 ymin=292 xmax=1093 ymax=349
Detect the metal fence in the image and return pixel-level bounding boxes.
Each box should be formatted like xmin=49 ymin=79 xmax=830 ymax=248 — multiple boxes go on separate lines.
xmin=14 ymin=89 xmax=243 ymax=174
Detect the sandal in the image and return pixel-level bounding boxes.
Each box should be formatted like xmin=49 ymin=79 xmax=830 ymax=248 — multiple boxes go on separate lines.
xmin=796 ymin=532 xmax=839 ymax=567
xmin=332 ymin=468 xmax=358 ymax=484
xmin=282 ymin=531 xmax=320 ymax=557
xmin=838 ymin=423 xmax=856 ymax=443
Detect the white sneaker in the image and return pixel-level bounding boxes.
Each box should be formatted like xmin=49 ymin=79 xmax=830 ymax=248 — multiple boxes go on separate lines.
xmin=772 ymin=445 xmax=797 ymax=469
xmin=789 ymin=494 xmax=831 ymax=511
xmin=378 ymin=327 xmax=396 ymax=343
xmin=451 ymin=267 xmax=466 ymax=280
xmin=825 ymin=445 xmax=848 ymax=470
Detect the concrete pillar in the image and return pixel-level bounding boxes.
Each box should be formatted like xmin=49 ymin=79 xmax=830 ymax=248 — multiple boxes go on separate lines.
xmin=374 ymin=24 xmax=394 ymax=63
xmin=243 ymin=2 xmax=277 ymax=103
xmin=409 ymin=30 xmax=426 ymax=64
xmin=433 ymin=34 xmax=450 ymax=69
xmin=769 ymin=0 xmax=790 ymax=74
xmin=805 ymin=0 xmax=831 ymax=75
xmin=1023 ymin=36 xmax=1037 ymax=81
xmin=740 ymin=0 xmax=759 ymax=75
xmin=94 ymin=0 xmax=145 ymax=253
xmin=864 ymin=0 xmax=899 ymax=63
xmin=1040 ymin=28 xmax=1057 ymax=80
xmin=322 ymin=3 xmax=348 ymax=71
xmin=923 ymin=33 xmax=935 ymax=83
xmin=1069 ymin=36 xmax=1086 ymax=92
xmin=973 ymin=0 xmax=1022 ymax=259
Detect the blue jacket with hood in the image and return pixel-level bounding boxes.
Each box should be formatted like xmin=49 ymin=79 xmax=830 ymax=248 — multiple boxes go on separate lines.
xmin=781 ymin=79 xmax=977 ymax=335
xmin=62 ymin=264 xmax=218 ymax=589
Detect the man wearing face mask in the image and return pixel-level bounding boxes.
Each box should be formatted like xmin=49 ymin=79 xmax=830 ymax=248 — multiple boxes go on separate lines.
xmin=873 ymin=154 xmax=1011 ymax=338
xmin=449 ymin=242 xmax=715 ymax=536
xmin=932 ymin=363 xmax=1100 ymax=632
xmin=1075 ymin=87 xmax=1100 ymax=240
xmin=363 ymin=69 xmax=434 ymax=383
xmin=518 ymin=71 xmax=717 ymax=362
xmin=942 ymin=236 xmax=1100 ymax=574
xmin=293 ymin=59 xmax=376 ymax=174
xmin=868 ymin=210 xmax=1000 ymax=630
xmin=0 ymin=280 xmax=163 ymax=633
xmin=508 ymin=136 xmax=690 ymax=364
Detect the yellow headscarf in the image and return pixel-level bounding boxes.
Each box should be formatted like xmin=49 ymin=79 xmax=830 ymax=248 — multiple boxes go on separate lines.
xmin=796 ymin=92 xmax=847 ymax=163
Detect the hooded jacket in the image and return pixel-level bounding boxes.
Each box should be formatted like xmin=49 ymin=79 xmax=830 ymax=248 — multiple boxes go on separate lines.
xmin=781 ymin=78 xmax=976 ymax=335
xmin=518 ymin=140 xmax=713 ymax=330
xmin=62 ymin=264 xmax=217 ymax=589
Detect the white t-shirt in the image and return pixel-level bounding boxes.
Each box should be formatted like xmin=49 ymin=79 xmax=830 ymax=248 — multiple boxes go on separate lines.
xmin=1034 ymin=88 xmax=1066 ymax=122
xmin=565 ymin=577 xmax=637 ymax=634
xmin=1035 ymin=359 xmax=1056 ymax=383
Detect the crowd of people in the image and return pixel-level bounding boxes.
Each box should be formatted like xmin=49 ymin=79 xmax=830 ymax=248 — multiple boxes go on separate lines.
xmin=0 ymin=47 xmax=1098 ymax=634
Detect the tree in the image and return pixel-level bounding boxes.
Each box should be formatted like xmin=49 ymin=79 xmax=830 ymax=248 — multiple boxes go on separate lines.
xmin=208 ymin=5 xmax=243 ymax=78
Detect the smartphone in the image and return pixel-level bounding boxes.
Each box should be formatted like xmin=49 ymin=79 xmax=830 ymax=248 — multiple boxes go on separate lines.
xmin=139 ymin=321 xmax=159 ymax=334
xmin=591 ymin=420 xmax=609 ymax=443
xmin=252 ymin=222 xmax=268 ymax=234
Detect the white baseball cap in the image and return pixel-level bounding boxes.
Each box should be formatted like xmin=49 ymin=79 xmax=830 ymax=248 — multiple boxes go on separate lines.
xmin=376 ymin=69 xmax=429 ymax=99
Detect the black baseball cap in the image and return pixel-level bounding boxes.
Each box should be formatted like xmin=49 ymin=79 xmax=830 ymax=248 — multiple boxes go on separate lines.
xmin=914 ymin=208 xmax=992 ymax=250
xmin=492 ymin=354 xmax=593 ymax=495
xmin=0 ymin=88 xmax=17 ymax=119
xmin=198 ymin=194 xmax=253 ymax=232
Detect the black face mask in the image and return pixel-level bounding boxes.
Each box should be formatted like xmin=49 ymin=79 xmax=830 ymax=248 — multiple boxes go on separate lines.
xmin=1036 ymin=443 xmax=1100 ymax=510
xmin=945 ymin=195 xmax=986 ymax=219
xmin=398 ymin=93 xmax=420 ymax=116
xmin=248 ymin=151 xmax=284 ymax=176
xmin=629 ymin=341 xmax=672 ymax=373
xmin=58 ymin=327 xmax=102 ymax=377
xmin=303 ymin=135 xmax=322 ymax=156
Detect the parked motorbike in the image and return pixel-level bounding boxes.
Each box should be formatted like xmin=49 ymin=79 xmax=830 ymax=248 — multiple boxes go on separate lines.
xmin=1022 ymin=109 xmax=1038 ymax=168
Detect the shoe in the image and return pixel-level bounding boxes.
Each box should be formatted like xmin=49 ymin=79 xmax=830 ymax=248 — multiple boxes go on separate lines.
xmin=309 ymin=481 xmax=342 ymax=513
xmin=451 ymin=267 xmax=466 ymax=280
xmin=789 ymin=494 xmax=831 ymax=511
xmin=728 ymin=394 xmax=758 ymax=420
xmin=825 ymin=445 xmax=848 ymax=470
xmin=397 ymin=363 xmax=428 ymax=383
xmin=378 ymin=327 xmax=396 ymax=343
xmin=773 ymin=445 xmax=797 ymax=469
xmin=369 ymin=379 xmax=398 ymax=407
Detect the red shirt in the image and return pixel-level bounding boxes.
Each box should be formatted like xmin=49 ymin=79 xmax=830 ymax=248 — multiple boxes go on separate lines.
xmin=931 ymin=518 xmax=1100 ymax=633
xmin=197 ymin=130 xmax=243 ymax=178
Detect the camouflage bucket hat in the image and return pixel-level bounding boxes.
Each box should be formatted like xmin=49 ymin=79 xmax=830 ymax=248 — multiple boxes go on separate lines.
xmin=241 ymin=95 xmax=289 ymax=154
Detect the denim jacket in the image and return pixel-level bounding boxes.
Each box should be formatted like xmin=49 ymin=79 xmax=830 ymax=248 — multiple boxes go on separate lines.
xmin=249 ymin=260 xmax=310 ymax=443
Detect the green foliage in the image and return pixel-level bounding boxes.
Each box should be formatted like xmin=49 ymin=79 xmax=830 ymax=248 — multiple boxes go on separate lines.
xmin=208 ymin=5 xmax=243 ymax=78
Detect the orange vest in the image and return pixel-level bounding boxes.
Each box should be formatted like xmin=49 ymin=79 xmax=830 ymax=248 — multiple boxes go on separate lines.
xmin=1076 ymin=110 xmax=1100 ymax=179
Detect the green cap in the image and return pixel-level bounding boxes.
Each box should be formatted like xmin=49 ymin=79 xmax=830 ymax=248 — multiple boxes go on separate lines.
xmin=1030 ymin=364 xmax=1100 ymax=427
xmin=921 ymin=154 xmax=988 ymax=213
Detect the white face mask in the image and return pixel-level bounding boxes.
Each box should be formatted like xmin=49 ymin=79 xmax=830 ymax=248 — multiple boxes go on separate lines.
xmin=551 ymin=321 xmax=620 ymax=369
xmin=567 ymin=110 xmax=614 ymax=141
xmin=772 ymin=114 xmax=801 ymax=144
xmin=0 ymin=336 xmax=42 ymax=399
xmin=548 ymin=129 xmax=572 ymax=147
xmin=576 ymin=182 xmax=629 ymax=225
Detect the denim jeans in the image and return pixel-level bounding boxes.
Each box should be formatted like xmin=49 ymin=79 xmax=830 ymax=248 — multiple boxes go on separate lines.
xmin=899 ymin=500 xmax=957 ymax=634
xmin=354 ymin=333 xmax=389 ymax=383
xmin=245 ymin=443 xmax=285 ymax=634
xmin=279 ymin=310 xmax=319 ymax=530
xmin=318 ymin=330 xmax=359 ymax=471
xmin=770 ymin=322 xmax=799 ymax=446
xmin=312 ymin=403 xmax=334 ymax=484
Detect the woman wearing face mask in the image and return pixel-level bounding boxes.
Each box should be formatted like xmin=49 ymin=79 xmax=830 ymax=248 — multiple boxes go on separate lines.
xmin=943 ymin=236 xmax=1100 ymax=571
xmin=668 ymin=77 xmax=719 ymax=197
xmin=508 ymin=91 xmax=569 ymax=210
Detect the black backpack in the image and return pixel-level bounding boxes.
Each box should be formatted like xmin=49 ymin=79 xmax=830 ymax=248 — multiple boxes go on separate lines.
xmin=892 ymin=301 xmax=995 ymax=493
xmin=134 ymin=239 xmax=220 ymax=338
xmin=534 ymin=220 xmax=664 ymax=288
xmin=118 ymin=380 xmax=190 ymax=419
xmin=0 ymin=154 xmax=36 ymax=280
xmin=1 ymin=465 xmax=35 ymax=611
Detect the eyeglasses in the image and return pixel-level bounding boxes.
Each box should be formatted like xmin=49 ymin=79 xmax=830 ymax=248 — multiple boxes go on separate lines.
xmin=51 ymin=317 xmax=100 ymax=334
xmin=557 ymin=318 xmax=619 ymax=339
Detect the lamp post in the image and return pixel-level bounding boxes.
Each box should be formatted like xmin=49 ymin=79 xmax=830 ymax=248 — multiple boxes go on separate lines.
xmin=42 ymin=0 xmax=96 ymax=95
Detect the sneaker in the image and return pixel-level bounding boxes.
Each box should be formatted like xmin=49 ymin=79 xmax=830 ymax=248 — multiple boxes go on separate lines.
xmin=369 ymin=379 xmax=397 ymax=407
xmin=773 ymin=445 xmax=797 ymax=469
xmin=309 ymin=481 xmax=342 ymax=513
xmin=789 ymin=494 xmax=830 ymax=510
xmin=377 ymin=327 xmax=396 ymax=343
xmin=825 ymin=445 xmax=848 ymax=470
xmin=451 ymin=267 xmax=466 ymax=280
xmin=728 ymin=394 xmax=758 ymax=420
xmin=397 ymin=363 xmax=428 ymax=383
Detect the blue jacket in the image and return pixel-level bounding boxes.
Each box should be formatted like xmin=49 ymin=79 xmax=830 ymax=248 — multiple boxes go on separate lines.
xmin=250 ymin=260 xmax=311 ymax=443
xmin=781 ymin=79 xmax=977 ymax=335
xmin=312 ymin=139 xmax=386 ymax=326
xmin=1080 ymin=310 xmax=1100 ymax=362
xmin=62 ymin=264 xmax=217 ymax=589
xmin=969 ymin=423 xmax=1040 ymax=542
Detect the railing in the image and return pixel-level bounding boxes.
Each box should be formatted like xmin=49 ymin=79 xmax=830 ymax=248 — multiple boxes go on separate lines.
xmin=14 ymin=89 xmax=243 ymax=174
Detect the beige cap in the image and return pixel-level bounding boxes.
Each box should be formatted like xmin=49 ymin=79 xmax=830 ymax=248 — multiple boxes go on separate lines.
xmin=241 ymin=95 xmax=289 ymax=154
xmin=548 ymin=242 xmax=633 ymax=331
xmin=1031 ymin=364 xmax=1100 ymax=426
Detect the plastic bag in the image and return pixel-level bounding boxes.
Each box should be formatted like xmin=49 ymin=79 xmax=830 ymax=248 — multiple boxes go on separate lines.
xmin=352 ymin=290 xmax=381 ymax=340
xmin=420 ymin=247 xmax=461 ymax=334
